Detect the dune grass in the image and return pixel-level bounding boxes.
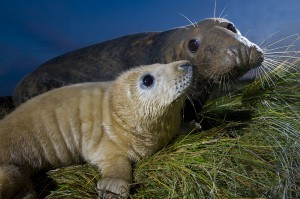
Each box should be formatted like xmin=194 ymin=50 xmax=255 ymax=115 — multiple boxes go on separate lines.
xmin=133 ymin=64 xmax=300 ymax=198
xmin=43 ymin=57 xmax=300 ymax=199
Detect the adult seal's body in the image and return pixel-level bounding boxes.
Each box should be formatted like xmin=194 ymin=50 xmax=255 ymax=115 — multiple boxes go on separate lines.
xmin=0 ymin=60 xmax=194 ymax=198
xmin=13 ymin=18 xmax=264 ymax=118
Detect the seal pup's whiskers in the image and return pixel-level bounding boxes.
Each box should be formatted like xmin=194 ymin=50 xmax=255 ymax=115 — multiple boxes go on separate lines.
xmin=185 ymin=91 xmax=201 ymax=116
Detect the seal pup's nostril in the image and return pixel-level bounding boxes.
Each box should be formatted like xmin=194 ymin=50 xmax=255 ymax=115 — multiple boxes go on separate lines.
xmin=178 ymin=62 xmax=193 ymax=71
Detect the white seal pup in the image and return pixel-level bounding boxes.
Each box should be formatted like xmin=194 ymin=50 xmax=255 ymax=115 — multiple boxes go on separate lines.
xmin=0 ymin=60 xmax=194 ymax=198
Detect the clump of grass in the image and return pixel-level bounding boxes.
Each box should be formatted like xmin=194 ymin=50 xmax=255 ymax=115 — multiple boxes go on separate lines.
xmin=133 ymin=62 xmax=300 ymax=198
xmin=134 ymin=104 xmax=300 ymax=198
xmin=46 ymin=57 xmax=300 ymax=198
xmin=46 ymin=165 xmax=101 ymax=199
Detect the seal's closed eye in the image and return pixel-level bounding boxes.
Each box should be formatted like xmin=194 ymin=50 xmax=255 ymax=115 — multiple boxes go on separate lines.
xmin=188 ymin=39 xmax=200 ymax=53
xmin=226 ymin=23 xmax=237 ymax=33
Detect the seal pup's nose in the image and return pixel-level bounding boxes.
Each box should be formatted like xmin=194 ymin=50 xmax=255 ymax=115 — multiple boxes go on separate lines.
xmin=178 ymin=61 xmax=194 ymax=71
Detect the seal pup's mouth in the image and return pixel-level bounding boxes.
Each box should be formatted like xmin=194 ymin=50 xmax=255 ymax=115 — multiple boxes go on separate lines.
xmin=172 ymin=62 xmax=195 ymax=104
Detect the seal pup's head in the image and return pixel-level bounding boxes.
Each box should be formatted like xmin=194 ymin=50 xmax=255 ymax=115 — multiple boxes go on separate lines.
xmin=108 ymin=60 xmax=194 ymax=158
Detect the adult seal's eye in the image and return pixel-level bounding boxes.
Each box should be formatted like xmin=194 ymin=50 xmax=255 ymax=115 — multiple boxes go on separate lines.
xmin=188 ymin=39 xmax=200 ymax=53
xmin=140 ymin=74 xmax=155 ymax=89
xmin=226 ymin=23 xmax=237 ymax=33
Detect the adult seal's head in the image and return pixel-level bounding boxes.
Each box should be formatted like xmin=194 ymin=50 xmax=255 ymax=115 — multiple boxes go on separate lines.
xmin=160 ymin=18 xmax=264 ymax=82
xmin=13 ymin=18 xmax=264 ymax=111
xmin=157 ymin=18 xmax=264 ymax=121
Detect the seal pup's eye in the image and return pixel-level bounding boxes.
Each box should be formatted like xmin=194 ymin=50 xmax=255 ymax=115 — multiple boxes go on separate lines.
xmin=188 ymin=39 xmax=200 ymax=53
xmin=143 ymin=75 xmax=154 ymax=87
xmin=226 ymin=23 xmax=237 ymax=33
xmin=140 ymin=74 xmax=155 ymax=89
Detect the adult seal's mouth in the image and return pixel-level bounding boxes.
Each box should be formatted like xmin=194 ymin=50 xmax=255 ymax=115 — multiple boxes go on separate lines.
xmin=226 ymin=44 xmax=264 ymax=78
xmin=249 ymin=45 xmax=264 ymax=68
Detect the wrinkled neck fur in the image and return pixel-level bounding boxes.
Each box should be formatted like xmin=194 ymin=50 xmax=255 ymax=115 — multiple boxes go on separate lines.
xmin=108 ymin=99 xmax=182 ymax=161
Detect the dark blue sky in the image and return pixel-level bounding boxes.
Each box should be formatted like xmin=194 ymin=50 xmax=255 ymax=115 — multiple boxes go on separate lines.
xmin=1 ymin=0 xmax=300 ymax=96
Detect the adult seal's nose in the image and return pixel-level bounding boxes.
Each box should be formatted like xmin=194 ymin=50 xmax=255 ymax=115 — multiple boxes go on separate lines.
xmin=249 ymin=45 xmax=264 ymax=67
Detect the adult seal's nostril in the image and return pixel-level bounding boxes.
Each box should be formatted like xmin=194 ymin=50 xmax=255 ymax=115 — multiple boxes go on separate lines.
xmin=256 ymin=46 xmax=264 ymax=64
xmin=249 ymin=45 xmax=264 ymax=67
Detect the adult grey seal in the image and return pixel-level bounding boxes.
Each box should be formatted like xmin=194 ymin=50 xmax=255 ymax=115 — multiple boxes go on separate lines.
xmin=13 ymin=18 xmax=264 ymax=120
xmin=0 ymin=60 xmax=194 ymax=198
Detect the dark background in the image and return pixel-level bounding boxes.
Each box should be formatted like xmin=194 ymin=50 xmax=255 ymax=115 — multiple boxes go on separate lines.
xmin=1 ymin=0 xmax=300 ymax=96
